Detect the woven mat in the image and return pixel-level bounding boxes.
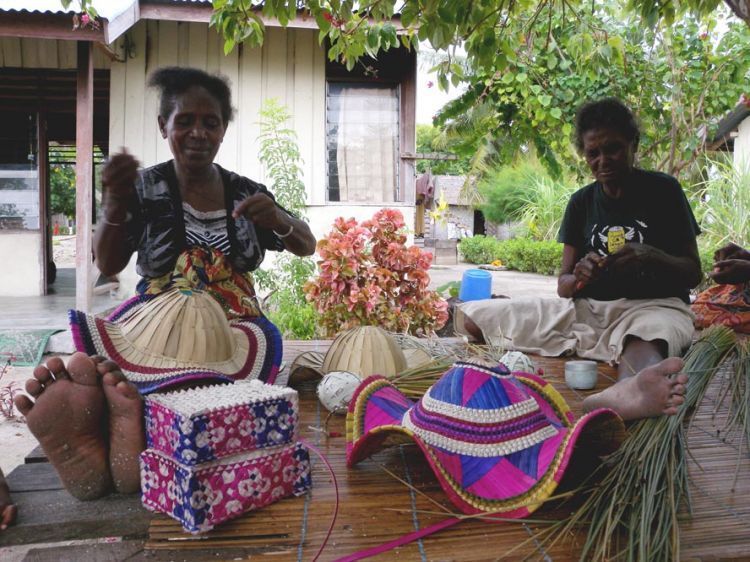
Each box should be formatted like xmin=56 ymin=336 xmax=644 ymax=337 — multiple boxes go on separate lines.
xmin=0 ymin=329 xmax=62 ymax=366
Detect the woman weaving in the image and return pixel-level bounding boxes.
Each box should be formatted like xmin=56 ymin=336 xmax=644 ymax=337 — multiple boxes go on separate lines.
xmin=459 ymin=98 xmax=699 ymax=421
xmin=14 ymin=67 xmax=316 ymax=500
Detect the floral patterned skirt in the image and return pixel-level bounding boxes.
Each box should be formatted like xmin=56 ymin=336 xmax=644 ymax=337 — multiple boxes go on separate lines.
xmin=136 ymin=246 xmax=263 ymax=320
xmin=692 ymin=283 xmax=750 ymax=334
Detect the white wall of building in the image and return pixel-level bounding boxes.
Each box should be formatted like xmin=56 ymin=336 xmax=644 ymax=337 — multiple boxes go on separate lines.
xmin=735 ymin=117 xmax=750 ymax=172
xmin=0 ymin=232 xmax=43 ymax=296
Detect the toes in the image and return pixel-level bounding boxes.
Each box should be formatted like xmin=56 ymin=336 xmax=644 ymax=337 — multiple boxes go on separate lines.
xmin=25 ymin=378 xmax=43 ymax=398
xmin=102 ymin=368 xmax=127 ymax=386
xmin=96 ymin=359 xmax=122 ymax=376
xmin=656 ymin=357 xmax=684 ymax=376
xmin=14 ymin=394 xmax=33 ymax=416
xmin=115 ymin=380 xmax=141 ymax=401
xmin=32 ymin=364 xmax=54 ymax=385
xmin=671 ymin=383 xmax=686 ymax=396
xmin=45 ymin=356 xmax=68 ymax=380
xmin=65 ymin=352 xmax=99 ymax=386
xmin=671 ymin=394 xmax=685 ymax=407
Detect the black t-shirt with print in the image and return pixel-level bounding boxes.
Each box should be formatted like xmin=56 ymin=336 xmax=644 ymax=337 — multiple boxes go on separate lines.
xmin=557 ymin=169 xmax=700 ymax=303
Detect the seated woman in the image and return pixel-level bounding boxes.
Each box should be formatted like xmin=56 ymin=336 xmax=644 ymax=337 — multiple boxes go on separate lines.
xmin=14 ymin=67 xmax=316 ymax=500
xmin=693 ymin=242 xmax=750 ymax=332
xmin=458 ymin=98 xmax=698 ymax=421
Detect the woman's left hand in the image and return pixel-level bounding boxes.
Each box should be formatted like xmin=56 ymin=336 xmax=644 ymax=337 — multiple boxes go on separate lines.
xmin=606 ymin=243 xmax=659 ymax=275
xmin=232 ymin=193 xmax=287 ymax=231
xmin=710 ymin=259 xmax=750 ymax=285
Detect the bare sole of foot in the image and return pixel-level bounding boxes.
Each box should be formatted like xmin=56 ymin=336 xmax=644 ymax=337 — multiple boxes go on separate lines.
xmin=96 ymin=359 xmax=145 ymax=494
xmin=14 ymin=353 xmax=113 ymax=500
xmin=582 ymin=357 xmax=688 ymax=421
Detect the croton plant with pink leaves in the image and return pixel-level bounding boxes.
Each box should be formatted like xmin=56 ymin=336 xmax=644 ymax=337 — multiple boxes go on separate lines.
xmin=304 ymin=209 xmax=449 ymax=337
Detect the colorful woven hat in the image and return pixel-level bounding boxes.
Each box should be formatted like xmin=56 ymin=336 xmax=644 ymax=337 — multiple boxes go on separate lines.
xmin=346 ymin=361 xmax=625 ymax=517
xmin=69 ymin=288 xmax=282 ymax=394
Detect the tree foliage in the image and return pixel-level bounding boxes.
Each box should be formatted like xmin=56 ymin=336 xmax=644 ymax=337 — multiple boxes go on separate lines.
xmin=50 ymin=163 xmax=76 ymax=217
xmin=435 ymin=6 xmax=750 ymax=178
xmin=415 ymin=124 xmax=469 ymax=175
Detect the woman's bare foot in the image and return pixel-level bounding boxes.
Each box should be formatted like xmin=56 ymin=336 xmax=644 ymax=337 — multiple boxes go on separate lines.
xmin=582 ymin=357 xmax=688 ymax=421
xmin=14 ymin=353 xmax=113 ymax=500
xmin=95 ymin=359 xmax=145 ymax=494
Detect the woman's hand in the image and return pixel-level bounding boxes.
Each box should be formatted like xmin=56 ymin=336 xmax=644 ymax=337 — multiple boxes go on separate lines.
xmin=606 ymin=243 xmax=658 ymax=275
xmin=231 ymin=193 xmax=287 ymax=230
xmin=710 ymin=259 xmax=750 ymax=284
xmin=573 ymin=252 xmax=607 ymax=289
xmin=101 ymin=151 xmax=139 ymax=221
xmin=714 ymin=242 xmax=750 ymax=263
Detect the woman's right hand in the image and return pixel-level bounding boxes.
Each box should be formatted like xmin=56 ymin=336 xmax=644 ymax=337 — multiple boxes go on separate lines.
xmin=101 ymin=151 xmax=139 ymax=218
xmin=573 ymin=252 xmax=607 ymax=289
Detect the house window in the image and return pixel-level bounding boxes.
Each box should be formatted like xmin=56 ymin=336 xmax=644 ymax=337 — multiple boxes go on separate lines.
xmin=326 ymin=82 xmax=400 ymax=203
xmin=0 ymin=112 xmax=39 ymax=230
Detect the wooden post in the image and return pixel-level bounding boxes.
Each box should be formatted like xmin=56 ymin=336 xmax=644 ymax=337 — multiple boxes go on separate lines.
xmin=75 ymin=41 xmax=94 ymax=312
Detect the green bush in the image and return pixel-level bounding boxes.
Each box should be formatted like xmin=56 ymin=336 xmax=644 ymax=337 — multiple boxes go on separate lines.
xmin=477 ymin=161 xmax=537 ymax=224
xmin=496 ymin=239 xmax=563 ymax=275
xmin=458 ymin=236 xmax=563 ymax=275
xmin=458 ymin=235 xmax=499 ymax=264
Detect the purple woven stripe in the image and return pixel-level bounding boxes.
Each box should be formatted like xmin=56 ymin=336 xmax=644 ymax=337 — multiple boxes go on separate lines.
xmin=68 ymin=309 xmax=99 ymax=355
xmin=410 ymin=405 xmax=549 ymax=444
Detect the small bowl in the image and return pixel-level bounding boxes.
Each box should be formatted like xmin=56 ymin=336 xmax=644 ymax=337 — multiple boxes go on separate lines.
xmin=564 ymin=360 xmax=598 ymax=390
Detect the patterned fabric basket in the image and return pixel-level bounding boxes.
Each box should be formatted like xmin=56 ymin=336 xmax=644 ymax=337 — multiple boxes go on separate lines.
xmin=140 ymin=442 xmax=312 ymax=533
xmin=144 ymin=380 xmax=299 ymax=466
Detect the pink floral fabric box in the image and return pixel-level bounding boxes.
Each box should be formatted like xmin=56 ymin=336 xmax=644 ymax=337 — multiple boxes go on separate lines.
xmin=140 ymin=441 xmax=312 ymax=533
xmin=144 ymin=380 xmax=298 ymax=466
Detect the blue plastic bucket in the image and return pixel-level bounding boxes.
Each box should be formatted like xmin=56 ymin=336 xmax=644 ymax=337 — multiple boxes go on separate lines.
xmin=459 ymin=269 xmax=492 ymax=301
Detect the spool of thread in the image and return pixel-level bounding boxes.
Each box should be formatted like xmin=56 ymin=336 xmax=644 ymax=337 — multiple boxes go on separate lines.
xmin=564 ymin=360 xmax=598 ymax=390
xmin=459 ymin=269 xmax=492 ymax=301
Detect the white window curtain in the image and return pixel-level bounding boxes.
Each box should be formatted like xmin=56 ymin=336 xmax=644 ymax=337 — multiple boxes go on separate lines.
xmin=326 ymin=83 xmax=399 ymax=203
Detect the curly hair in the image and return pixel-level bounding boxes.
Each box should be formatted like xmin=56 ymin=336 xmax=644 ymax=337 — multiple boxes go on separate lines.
xmin=574 ymin=98 xmax=640 ymax=152
xmin=148 ymin=66 xmax=234 ymax=124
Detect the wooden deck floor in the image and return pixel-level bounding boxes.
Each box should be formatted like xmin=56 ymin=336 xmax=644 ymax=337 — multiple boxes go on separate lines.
xmin=1 ymin=341 xmax=749 ymax=561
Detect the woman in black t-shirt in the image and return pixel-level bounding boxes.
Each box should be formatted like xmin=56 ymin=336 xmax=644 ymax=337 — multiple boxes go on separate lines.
xmin=459 ymin=99 xmax=698 ymax=421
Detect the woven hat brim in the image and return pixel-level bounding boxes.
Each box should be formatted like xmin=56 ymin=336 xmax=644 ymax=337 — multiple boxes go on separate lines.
xmin=69 ymin=308 xmax=282 ymax=394
xmin=346 ymin=374 xmax=625 ymax=517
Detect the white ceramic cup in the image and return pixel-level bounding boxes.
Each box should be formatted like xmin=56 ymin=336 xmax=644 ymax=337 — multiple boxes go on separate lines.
xmin=564 ymin=360 xmax=598 ymax=390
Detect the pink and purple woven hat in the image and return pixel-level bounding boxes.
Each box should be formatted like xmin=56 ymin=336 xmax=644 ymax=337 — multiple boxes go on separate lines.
xmin=346 ymin=361 xmax=625 ymax=517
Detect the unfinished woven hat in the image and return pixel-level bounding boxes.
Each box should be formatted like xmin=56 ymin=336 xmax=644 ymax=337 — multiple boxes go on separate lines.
xmin=347 ymin=361 xmax=625 ymax=517
xmin=69 ymin=288 xmax=282 ymax=394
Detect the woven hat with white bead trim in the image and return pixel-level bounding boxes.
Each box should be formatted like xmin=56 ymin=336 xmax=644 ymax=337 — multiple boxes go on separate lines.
xmin=69 ymin=288 xmax=282 ymax=394
xmin=346 ymin=361 xmax=625 ymax=518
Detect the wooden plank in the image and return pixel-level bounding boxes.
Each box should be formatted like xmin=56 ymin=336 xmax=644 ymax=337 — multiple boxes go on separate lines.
xmin=122 ymin=21 xmax=146 ymax=162
xmin=141 ymin=20 xmax=161 ymax=167
xmin=216 ymin=33 xmax=239 ymax=172
xmin=263 ymin=28 xmax=288 ymax=108
xmin=187 ymin=22 xmax=208 ymax=71
xmin=21 ymin=38 xmax=40 ymax=68
xmin=1 ymin=37 xmax=23 ymax=67
xmin=155 ymin=21 xmax=179 ymax=166
xmin=236 ymin=37 xmax=262 ymax=180
xmin=37 ymin=39 xmax=59 ymax=69
xmin=292 ymin=29 xmax=314 ymax=204
xmin=24 ymin=445 xmax=47 ymax=464
xmin=309 ymin=30 xmax=326 ymax=206
xmin=0 ymin=465 xmax=149 ymax=547
xmin=57 ymin=40 xmax=77 ymax=69
xmin=108 ymin=38 xmax=127 ymax=154
xmin=75 ymin=40 xmax=94 ymax=313
xmin=176 ymin=21 xmax=190 ymax=67
xmin=6 ymin=462 xmax=62 ymax=492
xmin=24 ymin=540 xmax=146 ymax=562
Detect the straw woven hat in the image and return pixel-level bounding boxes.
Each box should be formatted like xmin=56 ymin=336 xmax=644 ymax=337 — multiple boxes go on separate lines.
xmin=70 ymin=288 xmax=282 ymax=394
xmin=347 ymin=361 xmax=625 ymax=518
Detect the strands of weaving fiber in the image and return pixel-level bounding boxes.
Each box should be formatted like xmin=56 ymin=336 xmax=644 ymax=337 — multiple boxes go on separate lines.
xmin=520 ymin=325 xmax=737 ymax=562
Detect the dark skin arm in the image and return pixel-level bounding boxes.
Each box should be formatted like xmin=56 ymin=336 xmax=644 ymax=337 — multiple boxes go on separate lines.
xmin=94 ymin=151 xmax=140 ymax=277
xmin=709 ymin=242 xmax=750 ymax=284
xmin=558 ymin=239 xmax=702 ymax=298
xmin=232 ymin=194 xmax=316 ymax=257
xmin=0 ymin=468 xmax=17 ymax=531
xmin=606 ymin=240 xmax=702 ymax=289
xmin=557 ymin=245 xmax=607 ymax=297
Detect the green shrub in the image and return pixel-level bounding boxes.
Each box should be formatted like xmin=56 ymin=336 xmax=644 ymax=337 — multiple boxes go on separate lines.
xmin=477 ymin=161 xmax=537 ymax=224
xmin=495 ymin=239 xmax=563 ymax=275
xmin=458 ymin=235 xmax=500 ymax=264
xmin=458 ymin=235 xmax=563 ymax=275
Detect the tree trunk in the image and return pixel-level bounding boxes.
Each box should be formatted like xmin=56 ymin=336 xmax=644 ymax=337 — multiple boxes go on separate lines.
xmin=725 ymin=0 xmax=750 ymax=25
